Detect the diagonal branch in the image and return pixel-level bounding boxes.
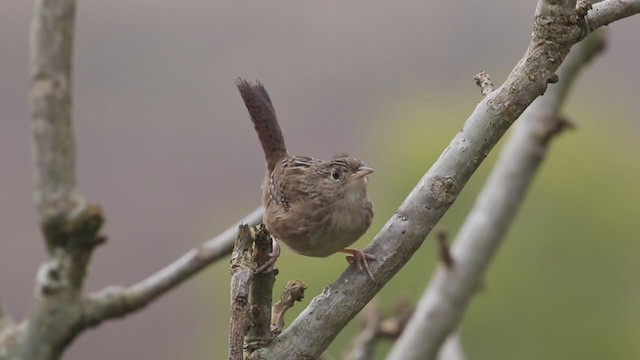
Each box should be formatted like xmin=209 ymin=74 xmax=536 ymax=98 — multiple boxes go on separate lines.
xmin=385 ymin=31 xmax=607 ymax=360
xmin=587 ymin=0 xmax=640 ymax=30
xmin=81 ymin=207 xmax=262 ymax=326
xmin=437 ymin=334 xmax=467 ymax=360
xmin=249 ymin=2 xmax=629 ymax=359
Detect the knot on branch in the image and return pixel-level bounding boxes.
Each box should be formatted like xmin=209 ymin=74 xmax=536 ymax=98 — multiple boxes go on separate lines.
xmin=41 ymin=202 xmax=105 ymax=251
xmin=474 ymin=71 xmax=494 ymax=97
xmin=575 ymin=0 xmax=593 ymax=19
xmin=36 ymin=257 xmax=67 ymax=295
xmin=533 ymin=3 xmax=582 ymax=48
xmin=431 ymin=175 xmax=457 ymax=204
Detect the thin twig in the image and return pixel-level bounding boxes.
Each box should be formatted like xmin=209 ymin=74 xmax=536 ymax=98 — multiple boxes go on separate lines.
xmin=385 ymin=31 xmax=607 ymax=360
xmin=82 ymin=207 xmax=262 ymax=326
xmin=271 ymin=280 xmax=307 ymax=336
xmin=229 ymin=225 xmax=256 ymax=360
xmin=435 ymin=230 xmax=454 ymax=269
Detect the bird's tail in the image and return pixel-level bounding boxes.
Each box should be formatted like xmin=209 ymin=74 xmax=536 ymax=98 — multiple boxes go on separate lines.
xmin=236 ymin=78 xmax=288 ymax=172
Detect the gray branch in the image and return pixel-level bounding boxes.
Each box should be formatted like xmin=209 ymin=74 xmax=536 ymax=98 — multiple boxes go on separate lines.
xmin=82 ymin=207 xmax=262 ymax=326
xmin=249 ymin=1 xmax=627 ymax=359
xmin=14 ymin=0 xmax=105 ymax=359
xmin=588 ymin=0 xmax=640 ymax=30
xmin=246 ymin=227 xmax=277 ymax=354
xmin=29 ymin=0 xmax=82 ymax=221
xmin=437 ymin=334 xmax=467 ymax=360
xmin=385 ymin=30 xmax=606 ymax=360
xmin=228 ymin=225 xmax=256 ymax=360
xmin=11 ymin=2 xmax=263 ymax=359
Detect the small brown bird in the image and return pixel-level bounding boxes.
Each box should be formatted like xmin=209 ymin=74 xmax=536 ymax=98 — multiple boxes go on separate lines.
xmin=236 ymin=79 xmax=376 ymax=280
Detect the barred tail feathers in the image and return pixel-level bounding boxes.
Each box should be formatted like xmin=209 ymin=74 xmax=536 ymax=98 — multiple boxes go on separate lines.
xmin=236 ymin=78 xmax=288 ymax=172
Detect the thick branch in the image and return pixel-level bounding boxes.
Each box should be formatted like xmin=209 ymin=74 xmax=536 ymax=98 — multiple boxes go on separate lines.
xmin=29 ymin=0 xmax=83 ymax=225
xmin=385 ymin=31 xmax=606 ymax=360
xmin=250 ymin=2 xmax=622 ymax=359
xmin=81 ymin=207 xmax=262 ymax=326
xmin=18 ymin=1 xmax=106 ymax=359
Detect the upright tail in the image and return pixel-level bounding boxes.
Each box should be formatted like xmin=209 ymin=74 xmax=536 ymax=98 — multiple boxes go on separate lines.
xmin=236 ymin=78 xmax=288 ymax=173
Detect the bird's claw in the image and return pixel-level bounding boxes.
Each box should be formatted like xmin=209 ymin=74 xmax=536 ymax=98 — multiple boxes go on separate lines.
xmin=255 ymin=237 xmax=281 ymax=274
xmin=341 ymin=248 xmax=376 ymax=281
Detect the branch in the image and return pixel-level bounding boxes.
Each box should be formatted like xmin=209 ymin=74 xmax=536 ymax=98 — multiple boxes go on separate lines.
xmin=17 ymin=1 xmax=105 ymax=358
xmin=587 ymin=0 xmax=640 ymax=30
xmin=271 ymin=280 xmax=307 ymax=336
xmin=385 ymin=31 xmax=607 ymax=360
xmin=29 ymin=0 xmax=80 ymax=222
xmin=228 ymin=225 xmax=256 ymax=360
xmin=82 ymin=207 xmax=262 ymax=326
xmin=246 ymin=226 xmax=277 ymax=353
xmin=250 ymin=2 xmax=625 ymax=358
xmin=437 ymin=334 xmax=467 ymax=360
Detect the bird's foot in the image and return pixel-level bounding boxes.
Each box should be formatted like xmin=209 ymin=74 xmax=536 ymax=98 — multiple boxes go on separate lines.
xmin=255 ymin=237 xmax=281 ymax=273
xmin=340 ymin=248 xmax=376 ymax=281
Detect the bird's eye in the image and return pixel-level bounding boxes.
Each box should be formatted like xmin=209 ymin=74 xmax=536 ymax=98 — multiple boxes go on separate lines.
xmin=331 ymin=168 xmax=341 ymax=180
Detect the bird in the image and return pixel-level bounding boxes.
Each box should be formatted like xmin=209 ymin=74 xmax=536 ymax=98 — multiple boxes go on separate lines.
xmin=236 ymin=78 xmax=376 ymax=280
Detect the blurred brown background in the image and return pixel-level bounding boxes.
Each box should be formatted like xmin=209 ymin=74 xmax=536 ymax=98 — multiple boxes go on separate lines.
xmin=1 ymin=1 xmax=639 ymax=359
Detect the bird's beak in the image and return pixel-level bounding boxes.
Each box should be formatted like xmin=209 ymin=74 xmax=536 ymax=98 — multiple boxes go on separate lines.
xmin=353 ymin=166 xmax=374 ymax=179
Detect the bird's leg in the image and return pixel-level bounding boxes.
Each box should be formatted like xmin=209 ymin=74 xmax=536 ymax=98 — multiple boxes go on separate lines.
xmin=255 ymin=237 xmax=281 ymax=273
xmin=339 ymin=248 xmax=376 ymax=281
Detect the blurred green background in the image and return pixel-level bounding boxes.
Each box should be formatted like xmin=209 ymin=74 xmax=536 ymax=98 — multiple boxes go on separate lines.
xmin=1 ymin=1 xmax=639 ymax=359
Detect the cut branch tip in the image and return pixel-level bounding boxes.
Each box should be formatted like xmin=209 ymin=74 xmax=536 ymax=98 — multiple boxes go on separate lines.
xmin=474 ymin=71 xmax=494 ymax=97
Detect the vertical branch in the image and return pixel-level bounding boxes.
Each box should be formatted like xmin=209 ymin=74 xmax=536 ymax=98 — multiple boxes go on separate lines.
xmin=29 ymin=0 xmax=83 ymax=226
xmin=18 ymin=1 xmax=105 ymax=358
xmin=246 ymin=226 xmax=277 ymax=353
xmin=229 ymin=225 xmax=255 ymax=360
